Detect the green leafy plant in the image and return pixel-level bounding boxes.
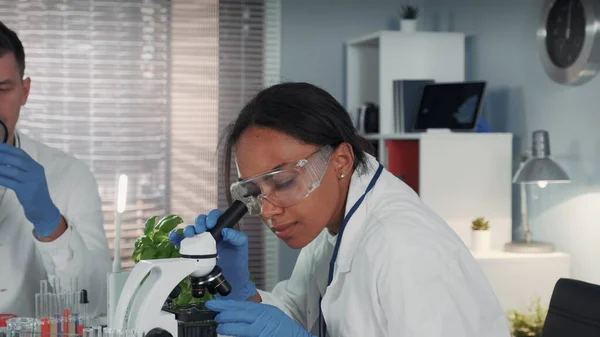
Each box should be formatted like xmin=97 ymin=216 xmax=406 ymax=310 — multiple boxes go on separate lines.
xmin=471 ymin=217 xmax=490 ymax=231
xmin=507 ymin=297 xmax=548 ymax=337
xmin=132 ymin=214 xmax=215 ymax=305
xmin=398 ymin=4 xmax=419 ymax=19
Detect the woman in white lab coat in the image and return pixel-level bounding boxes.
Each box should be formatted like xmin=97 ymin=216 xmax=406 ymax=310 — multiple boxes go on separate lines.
xmin=170 ymin=82 xmax=511 ymax=337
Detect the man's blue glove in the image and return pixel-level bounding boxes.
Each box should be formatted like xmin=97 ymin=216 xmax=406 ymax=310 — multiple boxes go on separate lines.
xmin=0 ymin=143 xmax=61 ymax=237
xmin=206 ymin=300 xmax=316 ymax=337
xmin=168 ymin=209 xmax=256 ymax=301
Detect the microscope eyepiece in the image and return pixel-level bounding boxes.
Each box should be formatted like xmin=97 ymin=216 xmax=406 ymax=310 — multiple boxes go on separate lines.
xmin=209 ymin=200 xmax=248 ymax=243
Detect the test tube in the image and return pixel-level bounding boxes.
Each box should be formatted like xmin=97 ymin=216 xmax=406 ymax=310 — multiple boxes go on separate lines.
xmin=102 ymin=328 xmax=114 ymax=337
xmin=62 ymin=309 xmax=71 ymax=337
xmin=58 ymin=293 xmax=64 ymax=315
xmin=51 ymin=278 xmax=59 ymax=294
xmin=78 ymin=291 xmax=88 ymax=330
xmin=39 ymin=318 xmax=51 ymax=337
xmin=73 ymin=290 xmax=82 ymax=333
xmin=52 ymin=293 xmax=62 ymax=337
xmin=124 ymin=330 xmax=143 ymax=337
xmin=35 ymin=294 xmax=41 ymax=320
xmin=71 ymin=277 xmax=78 ymax=293
xmin=39 ymin=280 xmax=49 ymax=320
xmin=82 ymin=328 xmax=95 ymax=337
xmin=47 ymin=317 xmax=58 ymax=337
xmin=49 ymin=294 xmax=57 ymax=317
xmin=68 ymin=314 xmax=77 ymax=337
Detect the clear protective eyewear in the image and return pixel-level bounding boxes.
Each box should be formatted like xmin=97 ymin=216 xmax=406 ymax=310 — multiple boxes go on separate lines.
xmin=230 ymin=145 xmax=334 ymax=215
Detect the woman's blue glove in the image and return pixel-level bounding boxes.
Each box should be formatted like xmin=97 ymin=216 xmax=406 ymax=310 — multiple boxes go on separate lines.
xmin=168 ymin=209 xmax=256 ymax=301
xmin=0 ymin=143 xmax=61 ymax=237
xmin=206 ymin=300 xmax=316 ymax=337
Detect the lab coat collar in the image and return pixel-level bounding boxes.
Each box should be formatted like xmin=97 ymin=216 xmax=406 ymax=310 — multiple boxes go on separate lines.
xmin=333 ymin=154 xmax=381 ymax=274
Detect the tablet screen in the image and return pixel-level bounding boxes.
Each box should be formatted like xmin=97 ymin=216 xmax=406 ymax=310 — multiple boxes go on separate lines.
xmin=412 ymin=82 xmax=486 ymax=132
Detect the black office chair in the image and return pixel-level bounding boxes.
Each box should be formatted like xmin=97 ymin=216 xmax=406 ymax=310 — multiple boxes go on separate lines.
xmin=541 ymin=278 xmax=600 ymax=337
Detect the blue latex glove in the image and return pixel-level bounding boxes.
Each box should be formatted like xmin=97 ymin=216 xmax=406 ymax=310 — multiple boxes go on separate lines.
xmin=169 ymin=209 xmax=256 ymax=301
xmin=0 ymin=143 xmax=61 ymax=237
xmin=206 ymin=300 xmax=316 ymax=337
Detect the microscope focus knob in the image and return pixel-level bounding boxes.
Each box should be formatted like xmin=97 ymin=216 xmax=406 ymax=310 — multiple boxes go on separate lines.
xmin=168 ymin=285 xmax=182 ymax=300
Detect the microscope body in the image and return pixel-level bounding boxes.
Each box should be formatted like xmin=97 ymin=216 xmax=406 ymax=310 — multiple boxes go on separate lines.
xmin=111 ymin=200 xmax=248 ymax=337
xmin=111 ymin=232 xmax=221 ymax=337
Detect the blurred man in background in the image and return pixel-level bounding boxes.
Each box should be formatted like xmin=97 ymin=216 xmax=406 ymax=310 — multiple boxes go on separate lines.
xmin=0 ymin=21 xmax=111 ymax=318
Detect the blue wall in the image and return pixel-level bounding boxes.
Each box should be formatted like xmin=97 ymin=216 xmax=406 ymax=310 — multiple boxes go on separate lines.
xmin=278 ymin=0 xmax=600 ymax=284
xmin=278 ymin=0 xmax=402 ymax=280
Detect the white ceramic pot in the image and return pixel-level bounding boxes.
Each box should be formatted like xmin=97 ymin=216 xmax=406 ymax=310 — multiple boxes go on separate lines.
xmin=471 ymin=230 xmax=491 ymax=253
xmin=400 ymin=19 xmax=417 ymax=32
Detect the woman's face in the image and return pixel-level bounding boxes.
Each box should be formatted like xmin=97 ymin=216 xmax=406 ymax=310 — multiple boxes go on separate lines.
xmin=235 ymin=126 xmax=354 ymax=249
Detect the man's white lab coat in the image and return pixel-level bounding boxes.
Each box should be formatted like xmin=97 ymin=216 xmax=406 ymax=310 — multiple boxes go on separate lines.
xmin=258 ymin=154 xmax=511 ymax=336
xmin=0 ymin=132 xmax=111 ymax=318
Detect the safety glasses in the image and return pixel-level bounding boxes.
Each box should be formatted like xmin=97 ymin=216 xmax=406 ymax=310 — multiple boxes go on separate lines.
xmin=230 ymin=146 xmax=334 ymax=215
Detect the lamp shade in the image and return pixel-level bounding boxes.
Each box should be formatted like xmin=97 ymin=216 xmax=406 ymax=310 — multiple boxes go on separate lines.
xmin=513 ymin=158 xmax=570 ymax=183
xmin=512 ymin=130 xmax=570 ymax=184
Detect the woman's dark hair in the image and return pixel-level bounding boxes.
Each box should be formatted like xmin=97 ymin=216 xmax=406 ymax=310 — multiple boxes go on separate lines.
xmin=221 ymin=82 xmax=376 ymax=203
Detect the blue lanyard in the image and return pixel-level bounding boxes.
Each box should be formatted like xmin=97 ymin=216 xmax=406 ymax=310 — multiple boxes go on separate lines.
xmin=319 ymin=163 xmax=384 ymax=337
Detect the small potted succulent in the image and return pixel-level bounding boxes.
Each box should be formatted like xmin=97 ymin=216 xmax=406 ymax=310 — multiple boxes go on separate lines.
xmin=133 ymin=215 xmax=218 ymax=337
xmin=398 ymin=4 xmax=419 ymax=32
xmin=471 ymin=217 xmax=491 ymax=253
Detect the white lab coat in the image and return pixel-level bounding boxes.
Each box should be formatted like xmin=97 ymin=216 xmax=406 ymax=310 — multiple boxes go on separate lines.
xmin=258 ymin=154 xmax=511 ymax=336
xmin=0 ymin=132 xmax=111 ymax=318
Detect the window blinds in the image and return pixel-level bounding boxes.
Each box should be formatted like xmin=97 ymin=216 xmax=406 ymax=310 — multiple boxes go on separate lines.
xmin=217 ymin=0 xmax=281 ymax=291
xmin=1 ymin=0 xmax=171 ymax=270
xmin=261 ymin=0 xmax=282 ymax=291
xmin=172 ymin=0 xmax=281 ymax=290
xmin=2 ymin=0 xmax=281 ymax=290
xmin=170 ymin=0 xmax=219 ymax=226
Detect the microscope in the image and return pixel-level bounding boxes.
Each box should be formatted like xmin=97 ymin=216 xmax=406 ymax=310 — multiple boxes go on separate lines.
xmin=110 ymin=200 xmax=248 ymax=337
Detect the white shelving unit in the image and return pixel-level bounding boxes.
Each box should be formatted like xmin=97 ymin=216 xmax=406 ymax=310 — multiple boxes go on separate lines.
xmin=345 ymin=30 xmax=465 ymax=139
xmin=345 ymin=30 xmax=513 ymax=250
xmin=472 ymin=251 xmax=571 ymax=312
xmin=344 ymin=30 xmax=572 ymax=317
xmin=386 ymin=131 xmax=514 ymax=250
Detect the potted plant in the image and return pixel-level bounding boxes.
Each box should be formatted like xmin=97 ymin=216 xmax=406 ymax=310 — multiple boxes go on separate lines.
xmin=471 ymin=217 xmax=491 ymax=252
xmin=133 ymin=215 xmax=218 ymax=336
xmin=398 ymin=4 xmax=419 ymax=32
xmin=507 ymin=297 xmax=548 ymax=337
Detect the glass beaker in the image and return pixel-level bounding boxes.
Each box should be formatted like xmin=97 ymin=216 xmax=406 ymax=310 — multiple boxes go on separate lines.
xmin=6 ymin=318 xmax=35 ymax=337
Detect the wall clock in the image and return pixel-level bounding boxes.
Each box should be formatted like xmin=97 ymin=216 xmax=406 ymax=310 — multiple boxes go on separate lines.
xmin=539 ymin=0 xmax=600 ymax=85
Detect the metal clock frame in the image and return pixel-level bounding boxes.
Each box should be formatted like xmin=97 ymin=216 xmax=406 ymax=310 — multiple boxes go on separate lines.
xmin=538 ymin=0 xmax=600 ymax=85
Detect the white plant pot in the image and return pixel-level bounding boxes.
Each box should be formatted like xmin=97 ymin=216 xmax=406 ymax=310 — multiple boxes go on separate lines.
xmin=471 ymin=230 xmax=492 ymax=253
xmin=400 ymin=19 xmax=417 ymax=32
